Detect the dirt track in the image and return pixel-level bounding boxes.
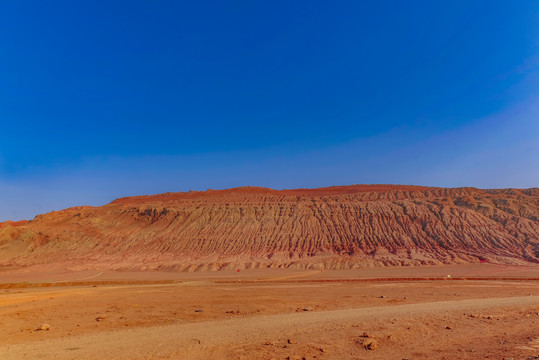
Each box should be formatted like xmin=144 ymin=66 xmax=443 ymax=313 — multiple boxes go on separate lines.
xmin=1 ymin=265 xmax=538 ymax=359
xmin=1 ymin=296 xmax=539 ymax=359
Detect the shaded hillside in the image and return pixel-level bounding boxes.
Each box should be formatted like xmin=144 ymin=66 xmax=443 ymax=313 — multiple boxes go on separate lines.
xmin=0 ymin=185 xmax=537 ymax=271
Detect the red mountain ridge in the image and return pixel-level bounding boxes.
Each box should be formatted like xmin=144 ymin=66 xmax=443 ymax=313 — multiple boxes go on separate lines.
xmin=0 ymin=184 xmax=537 ymax=271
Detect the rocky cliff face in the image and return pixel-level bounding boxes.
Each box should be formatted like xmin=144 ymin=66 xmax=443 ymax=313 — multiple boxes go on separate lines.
xmin=0 ymin=185 xmax=537 ymax=271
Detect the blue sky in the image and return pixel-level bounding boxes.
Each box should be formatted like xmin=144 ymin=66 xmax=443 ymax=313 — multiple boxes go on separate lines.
xmin=0 ymin=1 xmax=538 ymax=221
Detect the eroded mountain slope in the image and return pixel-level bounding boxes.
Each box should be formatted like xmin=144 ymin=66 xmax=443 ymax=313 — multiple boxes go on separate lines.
xmin=0 ymin=185 xmax=537 ymax=271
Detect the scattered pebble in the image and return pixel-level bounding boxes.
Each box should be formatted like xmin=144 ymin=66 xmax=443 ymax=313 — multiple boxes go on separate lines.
xmin=445 ymin=326 xmax=453 ymax=330
xmin=194 ymin=309 xmax=203 ymax=313
xmin=95 ymin=316 xmax=106 ymax=322
xmin=36 ymin=323 xmax=50 ymax=331
xmin=362 ymin=338 xmax=378 ymax=350
xmin=287 ymin=339 xmax=297 ymax=344
xmin=302 ymin=307 xmax=313 ymax=311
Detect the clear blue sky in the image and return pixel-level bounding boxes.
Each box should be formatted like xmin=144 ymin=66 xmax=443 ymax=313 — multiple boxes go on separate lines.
xmin=0 ymin=1 xmax=538 ymax=221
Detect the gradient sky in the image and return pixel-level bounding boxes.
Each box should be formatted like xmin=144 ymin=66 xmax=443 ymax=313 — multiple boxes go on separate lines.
xmin=1 ymin=1 xmax=538 ymax=221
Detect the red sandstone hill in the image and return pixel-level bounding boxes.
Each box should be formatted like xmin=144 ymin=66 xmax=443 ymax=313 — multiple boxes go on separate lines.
xmin=0 ymin=220 xmax=28 ymax=229
xmin=0 ymin=185 xmax=537 ymax=271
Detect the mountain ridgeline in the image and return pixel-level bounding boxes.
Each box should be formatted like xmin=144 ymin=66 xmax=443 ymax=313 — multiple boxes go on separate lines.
xmin=0 ymin=185 xmax=537 ymax=271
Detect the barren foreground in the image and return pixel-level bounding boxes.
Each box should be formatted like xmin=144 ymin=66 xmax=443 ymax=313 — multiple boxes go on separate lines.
xmin=1 ymin=264 xmax=538 ymax=360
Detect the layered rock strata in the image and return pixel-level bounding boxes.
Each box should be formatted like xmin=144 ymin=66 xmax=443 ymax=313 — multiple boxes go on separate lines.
xmin=0 ymin=185 xmax=537 ymax=271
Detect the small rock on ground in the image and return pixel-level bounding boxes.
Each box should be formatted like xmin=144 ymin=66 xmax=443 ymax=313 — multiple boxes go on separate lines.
xmin=36 ymin=324 xmax=50 ymax=331
xmin=362 ymin=338 xmax=378 ymax=350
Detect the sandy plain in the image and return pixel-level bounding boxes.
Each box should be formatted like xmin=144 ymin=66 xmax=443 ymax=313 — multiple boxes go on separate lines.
xmin=0 ymin=264 xmax=538 ymax=360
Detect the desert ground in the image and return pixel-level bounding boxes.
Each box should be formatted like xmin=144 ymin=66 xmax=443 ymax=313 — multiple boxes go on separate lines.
xmin=0 ymin=264 xmax=538 ymax=360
